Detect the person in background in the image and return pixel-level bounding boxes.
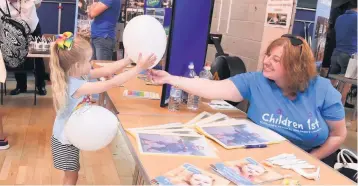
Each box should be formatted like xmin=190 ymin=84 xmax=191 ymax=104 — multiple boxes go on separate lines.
xmin=0 ymin=0 xmax=47 ymax=96
xmin=320 ymin=1 xmax=350 ymax=76
xmin=329 ymin=0 xmax=357 ymax=108
xmin=149 ymin=35 xmax=347 ymax=164
xmin=88 ymin=0 xmax=121 ymax=61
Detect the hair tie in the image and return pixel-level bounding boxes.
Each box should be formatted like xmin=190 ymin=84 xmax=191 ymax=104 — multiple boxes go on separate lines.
xmin=55 ymin=32 xmax=74 ymax=50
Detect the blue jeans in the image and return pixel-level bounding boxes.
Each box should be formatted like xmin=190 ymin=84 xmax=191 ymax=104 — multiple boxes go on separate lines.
xmin=91 ymin=37 xmax=115 ymax=60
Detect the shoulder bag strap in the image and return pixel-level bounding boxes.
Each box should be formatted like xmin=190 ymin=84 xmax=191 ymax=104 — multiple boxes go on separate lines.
xmin=5 ymin=0 xmax=11 ymax=17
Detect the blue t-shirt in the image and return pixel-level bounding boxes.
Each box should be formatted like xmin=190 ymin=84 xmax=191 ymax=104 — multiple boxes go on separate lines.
xmin=335 ymin=10 xmax=357 ymax=55
xmin=91 ymin=0 xmax=121 ymax=39
xmin=230 ymin=72 xmax=345 ymax=150
xmin=53 ymin=77 xmax=88 ymax=144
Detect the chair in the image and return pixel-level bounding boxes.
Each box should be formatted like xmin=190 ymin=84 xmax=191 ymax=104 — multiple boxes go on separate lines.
xmin=210 ymin=55 xmax=248 ymax=111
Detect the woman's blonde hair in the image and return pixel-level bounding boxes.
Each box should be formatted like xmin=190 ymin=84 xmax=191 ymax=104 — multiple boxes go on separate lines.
xmin=265 ymin=36 xmax=317 ymax=96
xmin=49 ymin=36 xmax=92 ymax=112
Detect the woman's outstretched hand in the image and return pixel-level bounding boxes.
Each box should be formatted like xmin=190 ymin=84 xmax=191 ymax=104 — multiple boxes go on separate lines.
xmin=147 ymin=69 xmax=172 ymax=85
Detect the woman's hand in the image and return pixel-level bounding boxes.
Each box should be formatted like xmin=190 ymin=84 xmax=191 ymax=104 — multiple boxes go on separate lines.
xmin=135 ymin=53 xmax=157 ymax=71
xmin=148 ymin=69 xmax=172 ymax=85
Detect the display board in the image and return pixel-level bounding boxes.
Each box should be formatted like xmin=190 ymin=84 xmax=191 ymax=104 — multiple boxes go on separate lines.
xmin=160 ymin=0 xmax=214 ymax=107
xmin=311 ymin=0 xmax=332 ymax=71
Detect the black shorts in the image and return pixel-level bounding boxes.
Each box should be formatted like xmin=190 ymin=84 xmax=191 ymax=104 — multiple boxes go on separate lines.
xmin=329 ymin=50 xmax=352 ymax=74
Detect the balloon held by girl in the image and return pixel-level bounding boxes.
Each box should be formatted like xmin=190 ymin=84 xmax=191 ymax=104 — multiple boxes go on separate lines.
xmin=49 ymin=32 xmax=156 ymax=185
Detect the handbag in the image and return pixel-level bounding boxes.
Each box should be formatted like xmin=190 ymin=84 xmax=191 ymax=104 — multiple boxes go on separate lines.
xmin=345 ymin=54 xmax=357 ymax=79
xmin=334 ymin=149 xmax=358 ymax=182
xmin=0 ymin=0 xmax=31 ymax=68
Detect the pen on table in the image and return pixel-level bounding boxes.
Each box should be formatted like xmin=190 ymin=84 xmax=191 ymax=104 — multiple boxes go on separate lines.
xmin=244 ymin=144 xmax=267 ymax=149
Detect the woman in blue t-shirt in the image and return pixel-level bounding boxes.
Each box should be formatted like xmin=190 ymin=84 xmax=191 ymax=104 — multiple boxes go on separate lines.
xmin=148 ymin=35 xmax=347 ymax=161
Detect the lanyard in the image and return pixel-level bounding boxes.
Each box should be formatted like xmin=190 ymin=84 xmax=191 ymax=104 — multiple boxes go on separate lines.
xmin=8 ymin=0 xmax=21 ymax=14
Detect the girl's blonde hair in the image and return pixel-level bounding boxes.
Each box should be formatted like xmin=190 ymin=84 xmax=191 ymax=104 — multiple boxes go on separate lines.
xmin=265 ymin=36 xmax=317 ymax=96
xmin=49 ymin=36 xmax=92 ymax=112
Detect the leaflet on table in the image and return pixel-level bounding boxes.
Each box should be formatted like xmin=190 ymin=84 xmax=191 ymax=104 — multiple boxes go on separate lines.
xmin=196 ymin=119 xmax=286 ymax=149
xmin=136 ymin=132 xmax=217 ymax=157
xmin=127 ymin=128 xmax=199 ymax=136
xmin=186 ymin=113 xmax=230 ymax=128
xmin=123 ymin=89 xmax=160 ymax=100
xmin=208 ymin=100 xmax=238 ymax=110
xmin=151 ymin=163 xmax=230 ymax=186
xmin=211 ymin=157 xmax=284 ymax=185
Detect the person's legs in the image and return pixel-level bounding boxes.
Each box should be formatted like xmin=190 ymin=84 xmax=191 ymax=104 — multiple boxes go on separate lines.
xmin=337 ymin=51 xmax=353 ymax=107
xmin=64 ymin=171 xmax=79 ymax=185
xmin=51 ymin=136 xmax=80 ymax=185
xmin=92 ymin=37 xmax=115 ymax=60
xmin=10 ymin=23 xmax=47 ymax=95
xmin=0 ymin=113 xmax=9 ymax=150
xmin=91 ymin=37 xmax=115 ymax=101
xmin=31 ymin=23 xmax=47 ymax=95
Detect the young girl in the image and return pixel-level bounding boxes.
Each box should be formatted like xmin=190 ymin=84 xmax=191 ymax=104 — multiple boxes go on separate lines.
xmin=49 ymin=34 xmax=156 ymax=185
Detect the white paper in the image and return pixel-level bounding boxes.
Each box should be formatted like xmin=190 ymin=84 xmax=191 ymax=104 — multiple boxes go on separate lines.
xmin=208 ymin=100 xmax=238 ymax=110
xmin=264 ymin=0 xmax=294 ymax=28
xmin=345 ymin=54 xmax=357 ymax=79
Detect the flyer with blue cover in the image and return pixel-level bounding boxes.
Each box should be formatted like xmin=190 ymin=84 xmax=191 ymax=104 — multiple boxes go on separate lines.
xmin=152 ymin=163 xmax=230 ymax=185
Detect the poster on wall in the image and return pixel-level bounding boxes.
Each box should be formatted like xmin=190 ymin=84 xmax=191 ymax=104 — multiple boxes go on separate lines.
xmin=311 ymin=0 xmax=332 ymax=71
xmin=77 ymin=0 xmax=99 ymax=39
xmin=264 ymin=0 xmax=294 ymax=28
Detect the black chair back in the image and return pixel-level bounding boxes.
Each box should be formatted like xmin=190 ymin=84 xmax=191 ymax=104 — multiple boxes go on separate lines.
xmin=210 ymin=55 xmax=247 ymax=106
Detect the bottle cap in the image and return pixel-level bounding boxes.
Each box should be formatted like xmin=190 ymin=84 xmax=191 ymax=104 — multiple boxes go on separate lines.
xmin=204 ymin=66 xmax=211 ymax=71
xmin=188 ymin=62 xmax=194 ymax=69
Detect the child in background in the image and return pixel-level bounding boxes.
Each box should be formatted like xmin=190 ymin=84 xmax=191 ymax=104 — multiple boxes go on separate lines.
xmin=49 ymin=33 xmax=156 ymax=185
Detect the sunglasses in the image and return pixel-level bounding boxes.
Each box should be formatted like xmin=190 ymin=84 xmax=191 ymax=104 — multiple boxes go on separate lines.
xmin=281 ymin=34 xmax=303 ymax=46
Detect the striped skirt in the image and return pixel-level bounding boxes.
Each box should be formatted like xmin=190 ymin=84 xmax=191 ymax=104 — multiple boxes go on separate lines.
xmin=51 ymin=136 xmax=80 ymax=171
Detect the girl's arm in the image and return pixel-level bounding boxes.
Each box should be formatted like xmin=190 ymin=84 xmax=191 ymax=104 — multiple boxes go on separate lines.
xmin=74 ymin=53 xmax=156 ymax=98
xmin=310 ymin=119 xmax=347 ymax=159
xmin=73 ymin=66 xmax=142 ymax=98
xmin=90 ymin=58 xmax=132 ymax=79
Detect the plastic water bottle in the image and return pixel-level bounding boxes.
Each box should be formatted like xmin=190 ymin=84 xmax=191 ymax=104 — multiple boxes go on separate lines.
xmin=187 ymin=76 xmax=201 ymax=110
xmin=182 ymin=62 xmax=197 ymax=104
xmin=168 ymin=86 xmax=182 ymax=111
xmin=199 ymin=66 xmax=213 ymax=80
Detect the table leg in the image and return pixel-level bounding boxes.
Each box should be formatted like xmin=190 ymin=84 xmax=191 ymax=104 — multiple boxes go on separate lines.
xmin=33 ymin=58 xmax=37 ymax=105
xmin=99 ymin=93 xmax=105 ymax=107
xmin=132 ymin=165 xmax=139 ymax=185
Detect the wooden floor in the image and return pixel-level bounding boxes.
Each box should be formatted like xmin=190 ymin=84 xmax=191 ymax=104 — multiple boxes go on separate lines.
xmin=0 ymin=94 xmax=125 ymax=184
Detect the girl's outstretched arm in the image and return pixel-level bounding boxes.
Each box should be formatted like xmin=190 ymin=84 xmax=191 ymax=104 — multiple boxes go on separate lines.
xmin=73 ymin=54 xmax=156 ymax=98
xmin=89 ymin=58 xmax=132 ymax=79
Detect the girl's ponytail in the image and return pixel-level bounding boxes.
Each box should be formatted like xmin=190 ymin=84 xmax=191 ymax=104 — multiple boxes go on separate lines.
xmin=49 ymin=43 xmax=68 ymax=112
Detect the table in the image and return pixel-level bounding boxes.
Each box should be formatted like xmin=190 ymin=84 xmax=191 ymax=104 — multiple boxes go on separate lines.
xmin=328 ymin=74 xmax=357 ymax=122
xmin=118 ymin=115 xmax=355 ymax=185
xmin=94 ymin=61 xmax=355 ymax=185
xmin=27 ymin=52 xmax=50 ymax=105
xmin=328 ymin=74 xmax=357 ymax=85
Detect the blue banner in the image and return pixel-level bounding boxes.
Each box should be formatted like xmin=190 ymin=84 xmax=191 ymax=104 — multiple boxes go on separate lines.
xmin=311 ymin=0 xmax=332 ymax=70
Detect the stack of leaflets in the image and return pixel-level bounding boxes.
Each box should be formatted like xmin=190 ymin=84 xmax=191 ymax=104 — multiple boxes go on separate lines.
xmin=185 ymin=112 xmax=286 ymax=149
xmin=211 ymin=157 xmax=284 ymax=185
xmin=126 ymin=123 xmax=217 ymax=157
xmin=123 ymin=89 xmax=160 ymax=100
xmin=207 ymin=100 xmax=239 ymax=110
xmin=152 ymin=163 xmax=230 ymax=186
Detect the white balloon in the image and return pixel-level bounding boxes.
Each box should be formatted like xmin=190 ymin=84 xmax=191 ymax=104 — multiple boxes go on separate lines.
xmin=64 ymin=105 xmax=118 ymax=151
xmin=123 ymin=15 xmax=167 ymax=69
